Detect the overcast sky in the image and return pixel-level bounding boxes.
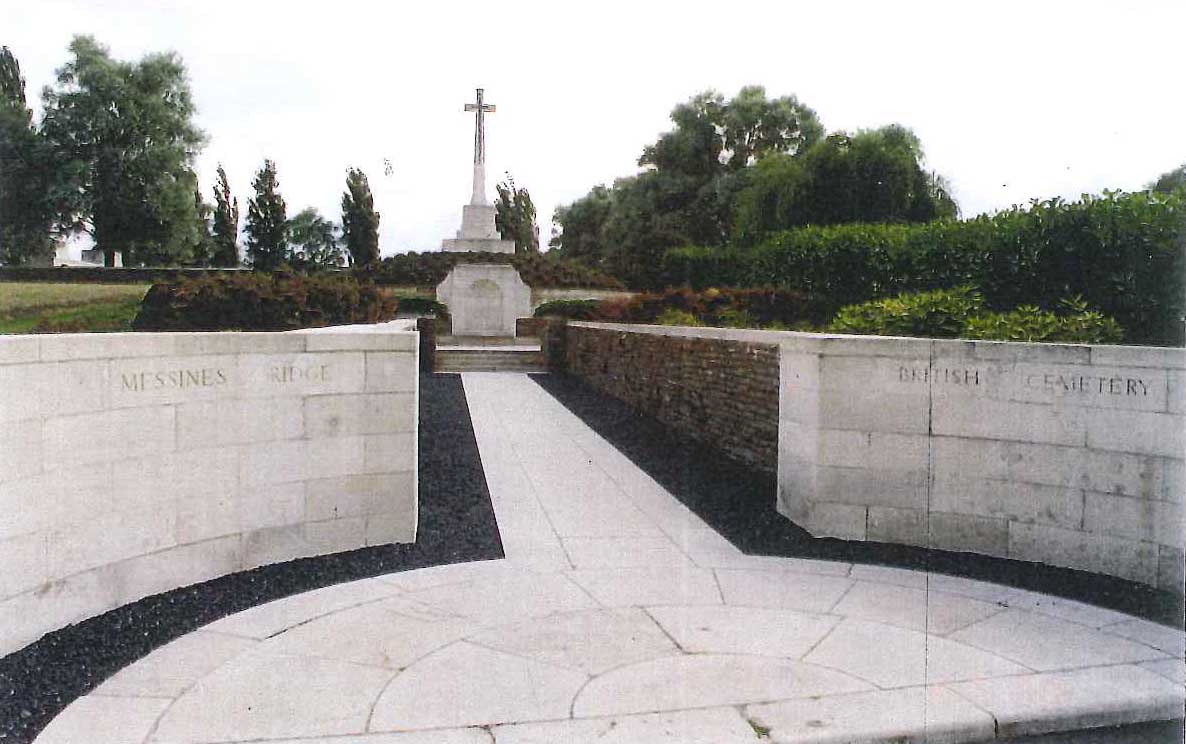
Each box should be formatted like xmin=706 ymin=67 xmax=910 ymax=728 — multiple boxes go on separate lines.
xmin=7 ymin=0 xmax=1185 ymax=257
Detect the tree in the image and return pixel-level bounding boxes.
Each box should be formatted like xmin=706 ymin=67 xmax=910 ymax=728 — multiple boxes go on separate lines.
xmin=210 ymin=164 xmax=240 ymax=267
xmin=494 ymin=173 xmax=539 ymax=253
xmin=0 ymin=46 xmax=53 ymax=265
xmin=730 ymin=125 xmax=958 ymax=245
xmin=245 ymin=159 xmax=287 ymax=271
xmin=551 ymin=87 xmax=956 ymax=288
xmin=41 ymin=36 xmax=205 ymax=266
xmin=190 ymin=180 xmax=214 ymax=266
xmin=1148 ymin=164 xmax=1186 ymax=195
xmin=639 ymin=86 xmax=823 ymax=176
xmin=341 ymin=168 xmax=379 ymax=267
xmin=550 ymin=184 xmax=613 ymax=266
xmin=287 ymin=207 xmax=343 ymax=269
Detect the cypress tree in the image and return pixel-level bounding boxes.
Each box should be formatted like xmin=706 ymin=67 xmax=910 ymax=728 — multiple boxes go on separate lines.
xmin=341 ymin=168 xmax=380 ymax=267
xmin=245 ymin=159 xmax=287 ymax=271
xmin=211 ymin=164 xmax=240 ymax=267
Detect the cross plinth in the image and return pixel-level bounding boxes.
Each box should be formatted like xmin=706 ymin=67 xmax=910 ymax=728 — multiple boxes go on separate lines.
xmin=464 ymin=88 xmax=496 ymax=205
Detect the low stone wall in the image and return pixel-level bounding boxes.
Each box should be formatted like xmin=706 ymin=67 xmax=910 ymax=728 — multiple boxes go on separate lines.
xmin=779 ymin=334 xmax=1185 ymax=592
xmin=563 ymin=322 xmax=1184 ymax=592
xmin=564 ymin=323 xmax=780 ymax=472
xmin=0 ymin=321 xmax=419 ymax=656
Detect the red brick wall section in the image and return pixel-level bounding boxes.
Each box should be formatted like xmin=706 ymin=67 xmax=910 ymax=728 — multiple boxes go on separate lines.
xmin=564 ymin=324 xmax=780 ymax=473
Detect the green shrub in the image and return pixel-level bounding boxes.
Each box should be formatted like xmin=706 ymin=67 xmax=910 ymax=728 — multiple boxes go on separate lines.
xmin=368 ymin=252 xmax=624 ymax=290
xmin=829 ymin=287 xmax=984 ymax=338
xmin=829 ymin=289 xmax=1124 ymax=343
xmin=132 ymin=273 xmax=396 ymax=331
xmin=656 ymin=308 xmax=702 ymax=326
xmin=964 ymin=298 xmax=1124 ymax=344
xmin=396 ymin=297 xmax=448 ymax=316
xmin=594 ymin=286 xmax=829 ymax=329
xmin=533 ymin=299 xmax=602 ymax=319
xmin=663 ymin=190 xmax=1185 ymax=345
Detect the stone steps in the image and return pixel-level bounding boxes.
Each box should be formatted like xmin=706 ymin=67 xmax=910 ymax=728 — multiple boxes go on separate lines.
xmin=435 ymin=346 xmax=547 ymax=373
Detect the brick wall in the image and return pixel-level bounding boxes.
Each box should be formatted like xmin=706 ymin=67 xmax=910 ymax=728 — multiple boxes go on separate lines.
xmin=564 ymin=323 xmax=780 ymax=472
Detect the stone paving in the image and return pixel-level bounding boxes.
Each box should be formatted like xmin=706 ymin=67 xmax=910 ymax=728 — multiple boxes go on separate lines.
xmin=35 ymin=374 xmax=1185 ymax=744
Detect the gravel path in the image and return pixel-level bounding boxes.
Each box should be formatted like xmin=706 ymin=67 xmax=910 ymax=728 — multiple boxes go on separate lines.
xmin=0 ymin=373 xmax=502 ymax=744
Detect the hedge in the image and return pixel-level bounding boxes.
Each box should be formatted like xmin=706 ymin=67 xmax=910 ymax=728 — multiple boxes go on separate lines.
xmin=368 ymin=252 xmax=624 ymax=290
xmin=828 ymin=287 xmax=1124 ymax=344
xmin=663 ymin=190 xmax=1186 ymax=345
xmin=537 ymin=287 xmax=829 ymax=330
xmin=132 ymin=273 xmax=396 ymax=331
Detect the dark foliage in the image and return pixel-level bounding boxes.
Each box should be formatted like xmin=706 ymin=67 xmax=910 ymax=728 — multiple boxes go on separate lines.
xmin=533 ymin=299 xmax=603 ymax=320
xmin=665 ymin=191 xmax=1186 ymax=345
xmin=536 ymin=286 xmax=830 ymax=329
xmin=132 ymin=272 xmax=395 ymax=331
xmin=368 ymin=251 xmax=624 ymax=290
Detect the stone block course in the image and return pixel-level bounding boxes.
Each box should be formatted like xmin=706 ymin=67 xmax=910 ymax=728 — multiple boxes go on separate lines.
xmin=1009 ymin=522 xmax=1159 ymax=586
xmin=926 ymin=513 xmax=1010 ymax=557
xmin=929 ymin=475 xmax=1084 ymax=529
xmin=0 ymin=325 xmax=419 ymax=657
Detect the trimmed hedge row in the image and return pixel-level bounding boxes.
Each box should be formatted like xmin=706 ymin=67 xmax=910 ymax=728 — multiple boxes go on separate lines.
xmin=369 ymin=252 xmax=624 ymax=290
xmin=536 ymin=287 xmax=830 ymax=330
xmin=664 ymin=190 xmax=1186 ymax=345
xmin=132 ymin=273 xmax=396 ymax=331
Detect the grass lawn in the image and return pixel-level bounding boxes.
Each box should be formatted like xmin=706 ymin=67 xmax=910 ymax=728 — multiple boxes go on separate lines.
xmin=0 ymin=282 xmax=150 ymax=334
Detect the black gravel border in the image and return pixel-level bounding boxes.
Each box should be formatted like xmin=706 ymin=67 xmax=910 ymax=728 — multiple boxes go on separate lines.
xmin=0 ymin=373 xmax=502 ymax=744
xmin=532 ymin=373 xmax=1185 ymax=628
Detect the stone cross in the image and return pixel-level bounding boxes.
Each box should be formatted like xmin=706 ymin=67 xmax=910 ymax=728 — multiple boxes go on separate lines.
xmin=464 ymin=88 xmax=496 ymax=205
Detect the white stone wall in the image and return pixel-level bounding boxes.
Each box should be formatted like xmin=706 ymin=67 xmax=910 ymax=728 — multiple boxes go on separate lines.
xmin=777 ymin=334 xmax=1185 ymax=591
xmin=0 ymin=321 xmax=419 ymax=656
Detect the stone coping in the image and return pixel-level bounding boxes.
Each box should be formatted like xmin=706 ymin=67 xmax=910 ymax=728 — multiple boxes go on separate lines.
xmin=0 ymin=320 xmax=418 ymax=365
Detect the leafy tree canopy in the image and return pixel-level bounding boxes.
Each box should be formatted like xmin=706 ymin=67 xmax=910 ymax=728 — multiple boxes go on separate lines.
xmin=288 ymin=207 xmax=344 ymax=269
xmin=41 ymin=35 xmax=206 ymax=266
xmin=1148 ymin=164 xmax=1185 ymax=195
xmin=552 ymin=87 xmax=957 ymax=288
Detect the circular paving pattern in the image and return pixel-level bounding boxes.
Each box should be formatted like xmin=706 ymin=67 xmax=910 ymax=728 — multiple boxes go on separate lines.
xmin=35 ymin=557 xmax=1185 ymax=744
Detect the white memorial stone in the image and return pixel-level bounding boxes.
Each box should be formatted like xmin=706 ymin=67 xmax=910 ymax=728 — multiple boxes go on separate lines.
xmin=436 ymin=263 xmax=531 ymax=337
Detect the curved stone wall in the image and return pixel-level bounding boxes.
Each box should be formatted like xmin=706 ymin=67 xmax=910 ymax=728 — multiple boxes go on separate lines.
xmin=563 ymin=323 xmax=1185 ymax=592
xmin=0 ymin=321 xmax=419 ymax=656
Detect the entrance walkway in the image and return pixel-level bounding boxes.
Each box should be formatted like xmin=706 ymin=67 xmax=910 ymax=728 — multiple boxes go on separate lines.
xmin=36 ymin=374 xmax=1185 ymax=744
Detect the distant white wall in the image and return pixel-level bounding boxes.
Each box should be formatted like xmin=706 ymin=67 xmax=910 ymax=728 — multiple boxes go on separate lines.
xmin=778 ymin=334 xmax=1185 ymax=591
xmin=0 ymin=321 xmax=418 ymax=656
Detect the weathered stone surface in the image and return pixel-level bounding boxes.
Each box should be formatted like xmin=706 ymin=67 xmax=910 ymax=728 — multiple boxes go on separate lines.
xmin=437 ymin=263 xmax=532 ymax=337
xmin=0 ymin=324 xmax=419 ymax=657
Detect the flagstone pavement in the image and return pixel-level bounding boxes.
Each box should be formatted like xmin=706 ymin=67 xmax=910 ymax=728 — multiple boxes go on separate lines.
xmin=35 ymin=374 xmax=1185 ymax=744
